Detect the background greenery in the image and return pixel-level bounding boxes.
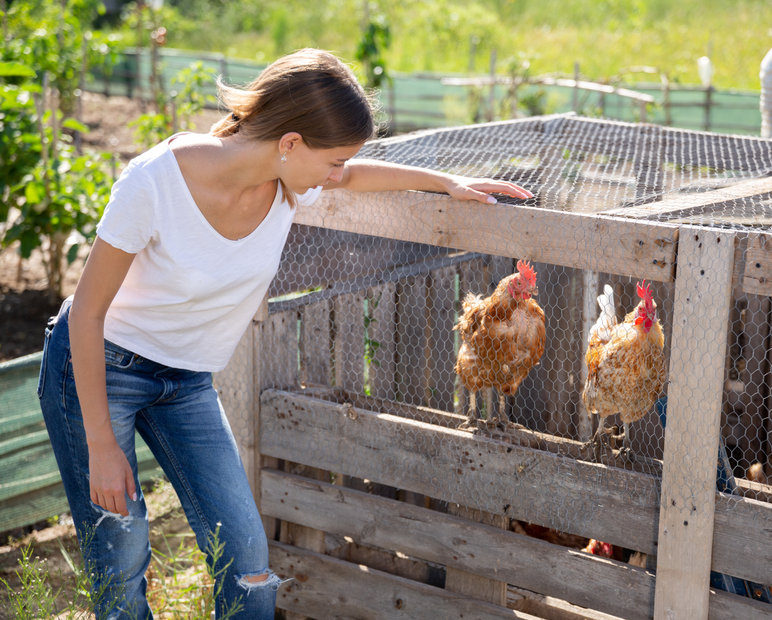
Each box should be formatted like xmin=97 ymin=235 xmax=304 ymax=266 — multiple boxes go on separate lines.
xmin=107 ymin=0 xmax=772 ymax=91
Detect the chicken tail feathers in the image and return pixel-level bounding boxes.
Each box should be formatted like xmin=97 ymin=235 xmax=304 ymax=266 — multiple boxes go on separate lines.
xmin=589 ymin=284 xmax=617 ymax=342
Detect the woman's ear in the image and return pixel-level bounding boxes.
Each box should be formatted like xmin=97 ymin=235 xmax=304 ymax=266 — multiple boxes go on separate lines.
xmin=279 ymin=132 xmax=303 ymax=156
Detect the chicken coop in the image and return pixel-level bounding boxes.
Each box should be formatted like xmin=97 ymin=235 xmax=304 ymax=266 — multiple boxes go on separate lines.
xmin=214 ymin=114 xmax=772 ymax=619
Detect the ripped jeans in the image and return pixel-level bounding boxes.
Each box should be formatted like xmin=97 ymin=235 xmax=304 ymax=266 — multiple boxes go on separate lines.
xmin=38 ymin=301 xmax=281 ymax=619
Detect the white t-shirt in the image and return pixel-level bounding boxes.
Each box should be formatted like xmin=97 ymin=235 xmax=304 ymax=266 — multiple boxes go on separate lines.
xmin=96 ymin=136 xmax=322 ymax=372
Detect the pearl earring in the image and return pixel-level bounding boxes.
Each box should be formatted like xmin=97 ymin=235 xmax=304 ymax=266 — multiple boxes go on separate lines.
xmin=280 ymin=152 xmax=287 ymax=163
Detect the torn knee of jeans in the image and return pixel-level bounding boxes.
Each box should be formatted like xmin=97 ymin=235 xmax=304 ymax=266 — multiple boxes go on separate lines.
xmin=236 ymin=570 xmax=291 ymax=592
xmin=92 ymin=507 xmax=134 ymax=531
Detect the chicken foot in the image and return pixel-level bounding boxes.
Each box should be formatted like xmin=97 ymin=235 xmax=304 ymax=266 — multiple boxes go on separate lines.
xmin=584 ymin=419 xmax=636 ymax=463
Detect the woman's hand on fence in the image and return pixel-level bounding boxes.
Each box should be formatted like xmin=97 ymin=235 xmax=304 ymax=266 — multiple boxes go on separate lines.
xmin=88 ymin=441 xmax=137 ymax=517
xmin=442 ymin=176 xmax=534 ymax=204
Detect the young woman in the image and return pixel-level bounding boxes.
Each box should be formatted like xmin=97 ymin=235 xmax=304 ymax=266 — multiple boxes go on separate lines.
xmin=37 ymin=48 xmax=533 ymax=619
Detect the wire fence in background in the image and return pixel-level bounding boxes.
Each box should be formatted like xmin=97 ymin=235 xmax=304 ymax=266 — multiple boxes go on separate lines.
xmin=87 ymin=47 xmax=765 ymax=137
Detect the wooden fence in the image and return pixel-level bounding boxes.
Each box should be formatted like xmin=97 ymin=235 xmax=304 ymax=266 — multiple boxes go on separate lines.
xmin=214 ymin=185 xmax=772 ymax=619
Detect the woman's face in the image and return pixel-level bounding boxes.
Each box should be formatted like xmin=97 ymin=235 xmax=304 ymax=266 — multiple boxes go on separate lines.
xmin=282 ymin=140 xmax=364 ymax=193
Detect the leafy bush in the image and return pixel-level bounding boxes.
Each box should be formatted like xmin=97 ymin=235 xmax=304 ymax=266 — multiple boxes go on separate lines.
xmin=1 ymin=0 xmax=122 ymax=300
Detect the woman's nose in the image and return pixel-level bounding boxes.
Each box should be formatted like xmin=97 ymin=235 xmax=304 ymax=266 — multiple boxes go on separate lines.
xmin=328 ymin=167 xmax=344 ymax=183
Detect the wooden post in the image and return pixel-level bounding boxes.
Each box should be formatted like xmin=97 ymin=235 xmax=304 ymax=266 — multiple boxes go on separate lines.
xmin=213 ymin=309 xmax=257 ymax=491
xmin=653 ymin=227 xmax=735 ymax=619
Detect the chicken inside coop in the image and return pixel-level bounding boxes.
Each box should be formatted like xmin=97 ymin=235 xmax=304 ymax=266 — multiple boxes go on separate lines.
xmin=454 ymin=260 xmax=545 ymax=430
xmin=582 ymin=281 xmax=666 ymax=463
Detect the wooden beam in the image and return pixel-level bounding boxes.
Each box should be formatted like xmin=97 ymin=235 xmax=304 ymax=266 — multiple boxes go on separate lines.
xmin=743 ymin=232 xmax=772 ymax=297
xmin=601 ymin=175 xmax=772 ymax=220
xmin=297 ymin=189 xmax=678 ymax=282
xmin=266 ymin=389 xmax=772 ymax=583
xmin=654 ymin=227 xmax=736 ymax=619
xmin=259 ymin=388 xmax=662 ymax=555
xmin=263 ymin=469 xmax=656 ymax=620
xmin=270 ymin=541 xmax=532 ymax=619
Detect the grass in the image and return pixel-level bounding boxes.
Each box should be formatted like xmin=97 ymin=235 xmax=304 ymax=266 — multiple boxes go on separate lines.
xmin=0 ymin=478 xmax=237 ymax=620
xmin=137 ymin=0 xmax=772 ymax=91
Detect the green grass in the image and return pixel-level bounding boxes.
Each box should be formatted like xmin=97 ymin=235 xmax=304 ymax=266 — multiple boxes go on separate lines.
xmin=129 ymin=0 xmax=772 ymax=91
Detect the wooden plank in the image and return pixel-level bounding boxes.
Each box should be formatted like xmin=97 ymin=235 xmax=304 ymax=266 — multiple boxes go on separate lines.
xmin=260 ymin=308 xmax=298 ymax=390
xmin=712 ymin=493 xmax=772 ymax=584
xmin=333 ymin=292 xmax=364 ymax=392
xmin=654 ymin=227 xmax=736 ymax=620
xmin=262 ymin=469 xmax=656 ymax=620
xmin=708 ymin=588 xmax=772 ymax=620
xmin=213 ymin=312 xmax=255 ymax=490
xmin=367 ymin=281 xmax=397 ymax=401
xmin=426 ymin=265 xmax=457 ymax=412
xmin=743 ymin=232 xmax=772 ymax=297
xmin=259 ymin=389 xmax=662 ymax=555
xmin=298 ymin=189 xmax=678 ymax=283
xmin=254 ymin=303 xmax=295 ymax=541
xmin=602 ymin=176 xmax=772 ymax=220
xmin=396 ymin=274 xmax=429 ymax=405
xmin=445 ymin=505 xmax=509 ymax=606
xmin=300 ymin=299 xmax=331 ymax=386
xmin=270 ymin=541 xmax=534 ymax=620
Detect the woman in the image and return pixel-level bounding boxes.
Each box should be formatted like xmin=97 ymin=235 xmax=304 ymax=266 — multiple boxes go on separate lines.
xmin=38 ymin=48 xmax=532 ymax=619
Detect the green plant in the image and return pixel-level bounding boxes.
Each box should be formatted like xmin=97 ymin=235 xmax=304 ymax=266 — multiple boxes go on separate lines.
xmin=130 ymin=60 xmax=216 ymax=150
xmin=1 ymin=0 xmax=122 ymax=300
xmin=0 ymin=545 xmax=60 ymax=618
xmin=355 ymin=11 xmax=391 ymax=90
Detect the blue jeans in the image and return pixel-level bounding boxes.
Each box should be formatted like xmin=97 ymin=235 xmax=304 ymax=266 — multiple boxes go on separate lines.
xmin=38 ymin=301 xmax=280 ymax=619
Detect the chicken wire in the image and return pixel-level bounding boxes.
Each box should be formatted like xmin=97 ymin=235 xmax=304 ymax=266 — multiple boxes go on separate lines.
xmin=267 ymin=115 xmax=772 ymax=559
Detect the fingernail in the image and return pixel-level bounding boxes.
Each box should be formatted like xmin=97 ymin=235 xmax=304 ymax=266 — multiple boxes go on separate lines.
xmin=487 ymin=196 xmax=497 ymax=204
xmin=132 ymin=492 xmax=138 ymax=501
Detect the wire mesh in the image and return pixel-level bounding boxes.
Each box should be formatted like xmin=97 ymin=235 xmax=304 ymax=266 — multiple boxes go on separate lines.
xmin=267 ymin=114 xmax=772 ymax=580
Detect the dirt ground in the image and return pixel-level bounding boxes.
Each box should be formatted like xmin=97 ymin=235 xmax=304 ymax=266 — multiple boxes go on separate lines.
xmin=0 ymin=91 xmax=222 ymax=363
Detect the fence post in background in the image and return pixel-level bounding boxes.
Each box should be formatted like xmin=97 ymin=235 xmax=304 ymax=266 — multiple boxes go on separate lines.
xmin=487 ymin=48 xmax=497 ymax=122
xmin=653 ymin=227 xmax=735 ymax=619
xmin=760 ymin=48 xmax=772 ymax=137
xmin=219 ymin=55 xmax=228 ymax=83
xmin=704 ymin=85 xmax=712 ymax=132
xmin=572 ymin=62 xmax=580 ymax=112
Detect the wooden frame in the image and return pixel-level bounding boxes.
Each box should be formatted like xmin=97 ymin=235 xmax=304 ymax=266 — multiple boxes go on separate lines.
xmin=215 ymin=178 xmax=772 ymax=618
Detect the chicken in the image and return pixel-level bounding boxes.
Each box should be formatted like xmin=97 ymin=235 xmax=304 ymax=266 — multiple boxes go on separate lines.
xmin=454 ymin=260 xmax=546 ymax=429
xmin=582 ymin=281 xmax=666 ymax=461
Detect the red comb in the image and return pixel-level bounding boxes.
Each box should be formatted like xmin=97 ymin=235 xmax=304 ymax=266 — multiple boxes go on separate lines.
xmin=517 ymin=260 xmax=537 ymax=286
xmin=636 ymin=280 xmax=653 ymax=301
xmin=636 ymin=280 xmax=656 ymax=314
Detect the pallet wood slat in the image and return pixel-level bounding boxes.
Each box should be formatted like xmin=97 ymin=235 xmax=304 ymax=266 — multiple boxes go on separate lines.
xmin=602 ymin=176 xmax=772 ymax=221
xmin=427 ymin=264 xmax=457 ymax=412
xmin=262 ymin=469 xmax=654 ymax=619
xmin=367 ymin=281 xmax=398 ymax=401
xmin=743 ymin=232 xmax=772 ymax=297
xmin=301 ymin=299 xmax=331 ymax=386
xmin=299 ymin=189 xmax=679 ymax=283
xmin=654 ymin=227 xmax=736 ymax=619
xmin=260 ymin=388 xmax=772 ymax=586
xmin=270 ymin=540 xmax=535 ymax=620
xmin=333 ymin=291 xmax=365 ymax=392
xmin=396 ymin=273 xmax=429 ymax=406
xmin=712 ymin=493 xmax=772 ymax=584
xmin=259 ymin=389 xmax=661 ymax=555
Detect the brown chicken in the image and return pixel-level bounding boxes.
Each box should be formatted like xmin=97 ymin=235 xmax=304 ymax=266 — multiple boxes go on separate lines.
xmin=454 ymin=260 xmax=546 ymax=428
xmin=582 ymin=281 xmax=666 ymax=460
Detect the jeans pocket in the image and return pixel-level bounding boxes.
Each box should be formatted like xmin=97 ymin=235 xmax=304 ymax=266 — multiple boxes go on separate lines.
xmin=37 ymin=324 xmax=54 ymax=399
xmin=104 ymin=340 xmax=136 ymax=369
